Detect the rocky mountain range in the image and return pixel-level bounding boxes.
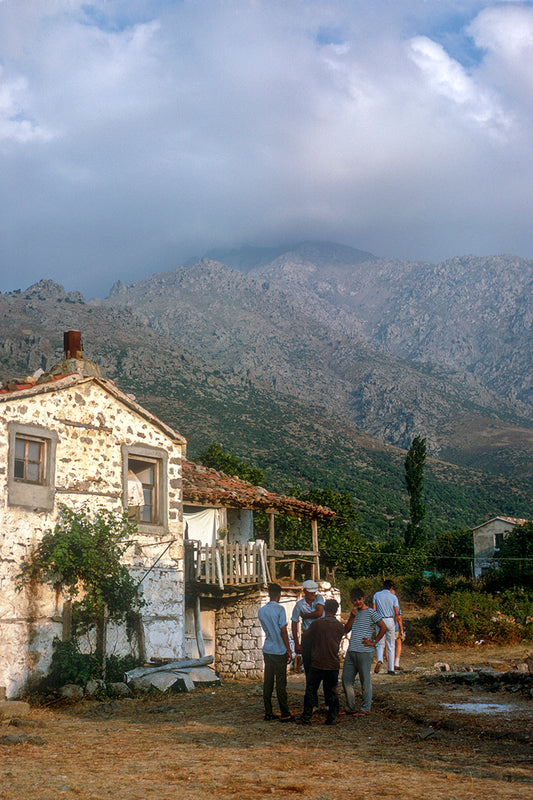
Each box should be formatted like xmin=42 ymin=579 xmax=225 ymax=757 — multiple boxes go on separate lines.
xmin=104 ymin=242 xmax=533 ymax=479
xmin=0 ymin=241 xmax=531 ymax=538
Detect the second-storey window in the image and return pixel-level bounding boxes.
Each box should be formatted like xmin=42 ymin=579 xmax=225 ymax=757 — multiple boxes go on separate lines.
xmin=494 ymin=532 xmax=505 ymax=550
xmin=123 ymin=444 xmax=168 ymax=530
xmin=128 ymin=456 xmax=159 ymax=523
xmin=14 ymin=436 xmax=47 ymax=483
xmin=8 ymin=422 xmax=58 ymax=511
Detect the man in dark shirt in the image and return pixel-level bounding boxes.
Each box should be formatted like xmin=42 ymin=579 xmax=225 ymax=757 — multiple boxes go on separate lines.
xmin=297 ymin=598 xmax=345 ymax=725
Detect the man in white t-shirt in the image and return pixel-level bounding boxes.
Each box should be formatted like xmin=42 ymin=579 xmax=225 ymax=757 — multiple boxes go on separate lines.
xmin=372 ymin=580 xmax=400 ymax=675
xmin=258 ymin=583 xmax=294 ymax=721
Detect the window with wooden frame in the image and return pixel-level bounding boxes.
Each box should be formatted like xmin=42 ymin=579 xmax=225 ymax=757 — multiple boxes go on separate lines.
xmin=123 ymin=444 xmax=168 ymax=530
xmin=14 ymin=435 xmax=47 ymax=483
xmin=128 ymin=456 xmax=159 ymax=523
xmin=8 ymin=422 xmax=58 ymax=510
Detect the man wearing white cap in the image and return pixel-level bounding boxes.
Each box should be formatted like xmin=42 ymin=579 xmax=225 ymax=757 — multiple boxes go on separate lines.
xmin=291 ymin=579 xmax=325 ymax=707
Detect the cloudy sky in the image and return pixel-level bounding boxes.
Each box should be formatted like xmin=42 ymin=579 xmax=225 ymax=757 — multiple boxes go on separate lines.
xmin=1 ymin=0 xmax=533 ymax=297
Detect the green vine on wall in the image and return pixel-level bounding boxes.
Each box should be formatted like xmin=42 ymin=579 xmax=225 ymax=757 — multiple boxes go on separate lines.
xmin=18 ymin=504 xmax=144 ymax=660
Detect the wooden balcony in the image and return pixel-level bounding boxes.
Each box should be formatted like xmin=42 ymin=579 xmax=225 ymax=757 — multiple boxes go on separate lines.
xmin=185 ymin=539 xmax=270 ymax=590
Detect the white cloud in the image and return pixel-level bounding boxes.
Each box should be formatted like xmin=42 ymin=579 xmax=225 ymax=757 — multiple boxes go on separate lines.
xmin=468 ymin=4 xmax=533 ymax=104
xmin=0 ymin=67 xmax=54 ymax=144
xmin=469 ymin=4 xmax=533 ymax=58
xmin=1 ymin=1 xmax=533 ymax=296
xmin=407 ymin=35 xmax=508 ymax=130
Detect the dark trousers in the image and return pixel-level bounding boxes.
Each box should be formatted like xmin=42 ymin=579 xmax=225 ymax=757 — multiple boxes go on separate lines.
xmin=302 ymin=667 xmax=339 ymax=724
xmin=263 ymin=653 xmax=289 ymax=717
xmin=301 ymin=637 xmax=319 ymax=706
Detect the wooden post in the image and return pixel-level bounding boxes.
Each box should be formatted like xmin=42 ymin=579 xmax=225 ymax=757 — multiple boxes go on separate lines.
xmin=215 ymin=548 xmax=224 ymax=590
xmin=196 ymin=543 xmax=202 ymax=581
xmin=194 ymin=596 xmax=206 ymax=659
xmin=268 ymin=512 xmax=276 ymax=579
xmin=259 ymin=540 xmax=269 ymax=587
xmin=222 ymin=540 xmax=228 ymax=584
xmin=99 ymin=605 xmax=108 ymax=682
xmin=311 ymin=518 xmax=320 ymax=581
xmin=236 ymin=543 xmax=242 ymax=581
xmin=62 ymin=599 xmax=72 ymax=641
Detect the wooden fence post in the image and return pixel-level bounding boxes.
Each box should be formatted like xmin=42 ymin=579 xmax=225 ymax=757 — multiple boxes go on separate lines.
xmin=311 ymin=518 xmax=320 ymax=581
xmin=269 ymin=512 xmax=276 ymax=579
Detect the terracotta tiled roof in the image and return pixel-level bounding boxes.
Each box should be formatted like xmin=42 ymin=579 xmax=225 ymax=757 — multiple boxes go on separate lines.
xmin=472 ymin=516 xmax=529 ymax=530
xmin=0 ymin=373 xmax=74 ymax=394
xmin=182 ymin=460 xmax=335 ymax=520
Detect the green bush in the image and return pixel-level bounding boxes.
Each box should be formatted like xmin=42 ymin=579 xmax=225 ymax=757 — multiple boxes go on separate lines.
xmin=335 ymin=575 xmax=381 ymax=611
xmin=44 ymin=639 xmax=100 ymax=689
xmin=433 ymin=591 xmax=528 ymax=645
xmin=394 ymin=573 xmax=435 ymax=604
xmin=105 ymin=653 xmax=141 ymax=683
xmin=499 ymin=587 xmax=533 ymax=638
xmin=43 ymin=638 xmax=141 ymax=690
xmin=426 ymin=574 xmax=476 ymax=596
xmin=404 ymin=615 xmax=437 ymax=645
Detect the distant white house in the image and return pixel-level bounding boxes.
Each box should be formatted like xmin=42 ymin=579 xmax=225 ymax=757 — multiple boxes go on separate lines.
xmin=472 ymin=516 xmax=528 ymax=578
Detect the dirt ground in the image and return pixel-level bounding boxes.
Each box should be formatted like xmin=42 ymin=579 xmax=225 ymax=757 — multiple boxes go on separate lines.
xmin=1 ymin=643 xmax=532 ymax=800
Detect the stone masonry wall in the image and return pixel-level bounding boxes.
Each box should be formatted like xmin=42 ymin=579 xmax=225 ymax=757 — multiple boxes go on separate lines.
xmin=214 ymin=585 xmax=342 ymax=679
xmin=215 ymin=592 xmax=266 ymax=679
xmin=0 ymin=379 xmax=185 ymax=697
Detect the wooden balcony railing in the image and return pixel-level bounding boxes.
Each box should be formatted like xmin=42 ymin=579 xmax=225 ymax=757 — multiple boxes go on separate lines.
xmin=185 ymin=539 xmax=270 ymax=590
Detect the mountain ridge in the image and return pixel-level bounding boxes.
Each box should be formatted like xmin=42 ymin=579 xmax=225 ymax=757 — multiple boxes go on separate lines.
xmin=1 ymin=241 xmax=531 ymax=539
xmin=99 ymin=245 xmax=533 ymax=480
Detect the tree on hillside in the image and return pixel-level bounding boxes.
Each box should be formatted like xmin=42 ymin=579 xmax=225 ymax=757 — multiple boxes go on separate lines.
xmin=404 ymin=435 xmax=427 ymax=549
xmin=429 ymin=528 xmax=474 ymax=576
xmin=486 ymin=520 xmax=533 ymax=589
xmin=265 ymin=487 xmax=372 ymax=578
xmin=198 ymin=442 xmax=264 ymax=485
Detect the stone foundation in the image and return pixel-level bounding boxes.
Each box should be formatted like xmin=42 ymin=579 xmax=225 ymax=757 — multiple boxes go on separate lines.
xmin=214 ymin=585 xmax=342 ymax=679
xmin=215 ymin=592 xmax=265 ymax=679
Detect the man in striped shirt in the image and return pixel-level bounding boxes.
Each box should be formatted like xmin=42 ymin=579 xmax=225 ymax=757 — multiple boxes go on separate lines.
xmin=341 ymin=587 xmax=386 ymax=716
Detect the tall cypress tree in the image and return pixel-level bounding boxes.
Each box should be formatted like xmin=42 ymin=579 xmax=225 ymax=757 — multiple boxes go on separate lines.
xmin=404 ymin=435 xmax=427 ymax=549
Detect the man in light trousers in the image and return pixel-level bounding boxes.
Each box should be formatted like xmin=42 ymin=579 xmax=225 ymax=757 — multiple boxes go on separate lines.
xmin=372 ymin=579 xmax=400 ymax=675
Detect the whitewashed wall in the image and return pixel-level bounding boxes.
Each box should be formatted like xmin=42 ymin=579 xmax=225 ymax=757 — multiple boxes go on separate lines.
xmin=473 ymin=519 xmax=517 ymax=578
xmin=226 ymin=509 xmax=254 ymax=545
xmin=0 ymin=378 xmax=185 ymax=698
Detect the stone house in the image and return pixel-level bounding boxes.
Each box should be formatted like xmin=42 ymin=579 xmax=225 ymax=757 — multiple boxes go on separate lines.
xmin=472 ymin=516 xmax=528 ymax=578
xmin=0 ymin=332 xmax=187 ymax=698
xmin=1 ymin=331 xmax=336 ymax=695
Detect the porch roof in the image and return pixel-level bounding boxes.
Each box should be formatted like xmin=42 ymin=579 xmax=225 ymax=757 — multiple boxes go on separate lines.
xmin=182 ymin=460 xmax=335 ymax=520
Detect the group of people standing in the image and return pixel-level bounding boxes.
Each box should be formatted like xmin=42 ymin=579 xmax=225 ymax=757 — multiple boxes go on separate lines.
xmin=257 ymin=578 xmax=403 ymax=725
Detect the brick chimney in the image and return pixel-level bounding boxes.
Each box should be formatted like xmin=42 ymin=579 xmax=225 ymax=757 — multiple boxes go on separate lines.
xmin=64 ymin=330 xmax=83 ymax=360
xmin=41 ymin=330 xmax=102 ymax=380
